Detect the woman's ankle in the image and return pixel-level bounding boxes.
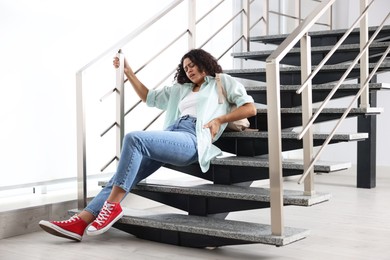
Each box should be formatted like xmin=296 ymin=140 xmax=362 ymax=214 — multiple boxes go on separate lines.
xmin=78 ymin=210 xmax=95 ymax=224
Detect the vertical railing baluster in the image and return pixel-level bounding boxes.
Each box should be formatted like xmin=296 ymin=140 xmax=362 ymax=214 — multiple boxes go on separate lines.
xmin=266 ymin=59 xmax=284 ymax=236
xmin=76 ymin=71 xmax=87 ymax=209
xmin=116 ymin=51 xmax=125 ymax=163
xmin=300 ymin=34 xmax=315 ymax=195
xmin=188 ymin=0 xmax=196 ymax=50
xmin=243 ymin=0 xmax=250 ymax=51
xmin=265 ymin=0 xmax=269 ymax=35
xmin=360 ymin=0 xmax=370 ymax=108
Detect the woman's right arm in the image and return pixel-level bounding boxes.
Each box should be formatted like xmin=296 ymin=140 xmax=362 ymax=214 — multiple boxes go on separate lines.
xmin=113 ymin=56 xmax=149 ymax=102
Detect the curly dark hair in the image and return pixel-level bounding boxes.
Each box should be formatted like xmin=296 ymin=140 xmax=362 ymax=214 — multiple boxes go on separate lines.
xmin=174 ymin=49 xmax=223 ymax=84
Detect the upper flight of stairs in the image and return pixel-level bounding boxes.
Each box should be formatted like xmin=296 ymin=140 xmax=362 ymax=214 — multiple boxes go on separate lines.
xmin=74 ymin=25 xmax=390 ymax=248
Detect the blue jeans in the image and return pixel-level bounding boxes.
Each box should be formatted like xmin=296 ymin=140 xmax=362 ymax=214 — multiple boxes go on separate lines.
xmin=85 ymin=115 xmax=198 ymax=217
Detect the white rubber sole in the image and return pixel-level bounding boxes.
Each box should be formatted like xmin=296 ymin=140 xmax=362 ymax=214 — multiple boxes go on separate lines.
xmin=86 ymin=211 xmax=124 ymax=236
xmin=39 ymin=220 xmax=82 ymax=242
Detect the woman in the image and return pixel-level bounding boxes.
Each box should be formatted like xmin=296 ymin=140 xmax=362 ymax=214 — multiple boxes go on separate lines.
xmin=39 ymin=49 xmax=256 ymax=241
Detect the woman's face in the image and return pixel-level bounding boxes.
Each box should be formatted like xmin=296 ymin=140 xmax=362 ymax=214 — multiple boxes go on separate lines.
xmin=183 ymin=58 xmax=207 ymax=86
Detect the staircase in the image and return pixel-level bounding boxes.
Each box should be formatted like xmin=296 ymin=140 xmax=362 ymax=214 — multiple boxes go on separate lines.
xmin=72 ymin=25 xmax=389 ymax=248
xmin=73 ymin=0 xmax=390 ymax=249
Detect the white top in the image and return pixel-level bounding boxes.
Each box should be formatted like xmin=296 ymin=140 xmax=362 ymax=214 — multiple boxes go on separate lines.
xmin=179 ymin=90 xmax=198 ymax=117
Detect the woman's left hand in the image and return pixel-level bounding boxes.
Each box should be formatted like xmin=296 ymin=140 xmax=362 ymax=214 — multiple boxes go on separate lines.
xmin=203 ymin=118 xmax=222 ymax=141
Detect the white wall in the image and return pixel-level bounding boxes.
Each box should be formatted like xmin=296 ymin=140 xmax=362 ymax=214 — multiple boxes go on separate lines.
xmin=0 ymin=0 xmax=234 ymax=188
xmin=0 ymin=0 xmax=167 ymax=186
xmin=0 ymin=0 xmax=389 ymax=189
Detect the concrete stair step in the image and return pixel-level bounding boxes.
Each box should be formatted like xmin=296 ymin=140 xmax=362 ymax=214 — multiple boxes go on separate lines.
xmin=233 ymin=42 xmax=390 ymax=66
xmin=164 ymin=157 xmax=351 ymax=184
xmin=69 ymin=208 xmax=310 ymax=247
xmin=216 ymin=132 xmax=368 ymax=156
xmin=210 ymin=156 xmax=351 ymax=172
xmin=252 ymin=106 xmax=383 ymax=130
xmin=244 ymin=83 xmax=390 ymax=92
xmin=245 ymin=83 xmax=390 ymax=107
xmin=224 ymin=62 xmax=390 ymax=84
xmin=250 ymin=25 xmax=390 ymax=46
xmin=132 ymin=181 xmax=331 ymax=207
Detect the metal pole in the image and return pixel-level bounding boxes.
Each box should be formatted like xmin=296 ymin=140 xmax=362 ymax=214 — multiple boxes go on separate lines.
xmin=116 ymin=51 xmax=125 ymax=163
xmin=266 ymin=60 xmax=284 ymax=236
xmin=76 ymin=71 xmax=87 ymax=209
xmin=359 ymin=0 xmax=370 ymax=108
xmin=243 ymin=0 xmax=250 ymax=51
xmin=300 ymin=34 xmax=315 ymax=195
xmin=265 ymin=0 xmax=269 ymax=35
xmin=188 ymin=0 xmax=196 ymax=50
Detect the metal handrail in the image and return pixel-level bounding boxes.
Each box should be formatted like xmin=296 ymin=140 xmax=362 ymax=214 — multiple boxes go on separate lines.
xmin=298 ymin=12 xmax=389 ymax=140
xmin=265 ymin=0 xmax=335 ymax=236
xmin=266 ymin=0 xmax=335 ymax=63
xmin=298 ymin=44 xmax=390 ymax=184
xmin=97 ymin=1 xmax=254 ymax=172
xmin=296 ymin=0 xmax=374 ymax=96
xmin=76 ymin=0 xmax=184 ymax=74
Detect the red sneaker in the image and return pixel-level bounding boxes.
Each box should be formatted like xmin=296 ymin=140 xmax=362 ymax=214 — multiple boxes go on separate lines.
xmin=39 ymin=215 xmax=88 ymax=242
xmin=86 ymin=201 xmax=123 ymax=236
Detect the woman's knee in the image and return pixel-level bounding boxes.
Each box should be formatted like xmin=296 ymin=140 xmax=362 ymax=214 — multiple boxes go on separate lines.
xmin=122 ymin=131 xmax=141 ymax=147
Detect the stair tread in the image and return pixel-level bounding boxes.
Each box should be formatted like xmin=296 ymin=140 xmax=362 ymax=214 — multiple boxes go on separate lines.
xmin=224 ymin=62 xmax=390 ymax=84
xmin=211 ymin=156 xmax=351 ymax=172
xmin=222 ymin=131 xmax=368 ymax=141
xmin=254 ymin=105 xmax=383 ymax=115
xmin=133 ymin=181 xmax=331 ymax=206
xmin=87 ymin=208 xmax=309 ymax=246
xmin=225 ymin=61 xmax=390 ymax=74
xmin=233 ymin=41 xmax=390 ymax=59
xmin=250 ymin=25 xmax=390 ymax=44
xmin=244 ymin=83 xmax=390 ymax=92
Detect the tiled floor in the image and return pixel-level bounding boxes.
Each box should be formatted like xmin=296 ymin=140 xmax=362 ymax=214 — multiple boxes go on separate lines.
xmin=1 ymin=167 xmax=389 ymax=260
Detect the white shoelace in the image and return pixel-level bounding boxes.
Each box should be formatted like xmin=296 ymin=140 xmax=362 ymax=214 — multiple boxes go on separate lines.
xmin=54 ymin=214 xmax=79 ymax=224
xmin=94 ymin=202 xmax=115 ymax=226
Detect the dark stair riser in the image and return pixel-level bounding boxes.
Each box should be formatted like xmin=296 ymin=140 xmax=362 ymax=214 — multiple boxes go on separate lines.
xmin=251 ymin=110 xmax=379 ymax=131
xmin=214 ymin=135 xmax=364 ymax=157
xmin=248 ymin=89 xmax=381 ymax=107
xmin=234 ymin=43 xmax=389 ymax=66
xmin=113 ymin=223 xmax=257 ymax=248
xmin=132 ymin=189 xmax=271 ymax=215
xmin=166 ymin=163 xmax=325 ymax=185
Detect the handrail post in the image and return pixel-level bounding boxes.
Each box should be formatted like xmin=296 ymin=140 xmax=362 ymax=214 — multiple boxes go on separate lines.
xmin=264 ymin=0 xmax=269 ymax=35
xmin=116 ymin=52 xmax=125 ymax=162
xmin=76 ymin=71 xmax=87 ymax=209
xmin=300 ymin=34 xmax=315 ymax=195
xmin=359 ymin=0 xmax=370 ymax=108
xmin=266 ymin=60 xmax=284 ymax=236
xmin=188 ymin=0 xmax=196 ymax=50
xmin=243 ymin=0 xmax=250 ymax=51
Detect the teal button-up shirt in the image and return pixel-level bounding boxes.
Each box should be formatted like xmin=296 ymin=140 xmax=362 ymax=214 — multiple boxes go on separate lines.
xmin=146 ymin=73 xmax=254 ymax=172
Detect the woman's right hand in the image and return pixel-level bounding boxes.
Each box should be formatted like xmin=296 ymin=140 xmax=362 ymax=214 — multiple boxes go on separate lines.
xmin=113 ymin=56 xmax=132 ymax=75
xmin=113 ymin=55 xmax=149 ymax=102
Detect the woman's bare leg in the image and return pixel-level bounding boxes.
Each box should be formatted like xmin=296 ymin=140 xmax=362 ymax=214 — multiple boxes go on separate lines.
xmin=106 ymin=186 xmax=126 ymax=203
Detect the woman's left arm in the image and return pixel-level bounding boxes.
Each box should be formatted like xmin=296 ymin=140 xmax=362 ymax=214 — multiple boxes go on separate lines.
xmin=203 ymin=102 xmax=256 ymax=139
